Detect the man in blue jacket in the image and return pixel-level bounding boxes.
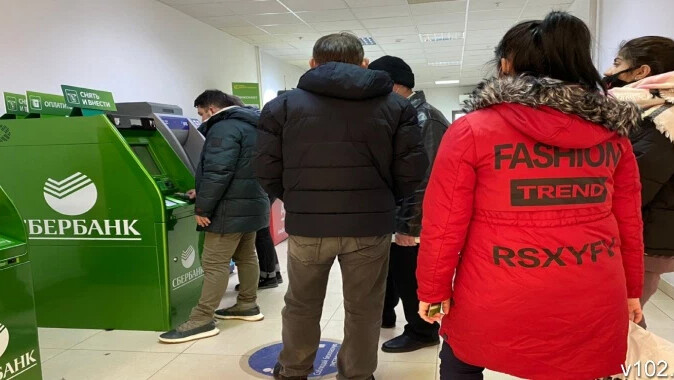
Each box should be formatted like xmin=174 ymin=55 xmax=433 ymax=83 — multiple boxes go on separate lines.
xmin=160 ymin=90 xmax=270 ymax=343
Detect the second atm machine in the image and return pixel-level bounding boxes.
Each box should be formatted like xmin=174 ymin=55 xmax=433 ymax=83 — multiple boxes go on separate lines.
xmin=116 ymin=102 xmax=204 ymax=175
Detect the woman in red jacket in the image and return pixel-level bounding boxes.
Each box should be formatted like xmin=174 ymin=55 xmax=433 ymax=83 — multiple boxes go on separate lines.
xmin=417 ymin=11 xmax=644 ymax=380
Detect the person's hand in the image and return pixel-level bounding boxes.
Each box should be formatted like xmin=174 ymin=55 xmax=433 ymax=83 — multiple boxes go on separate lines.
xmin=419 ymin=300 xmax=450 ymax=324
xmin=195 ymin=215 xmax=211 ymax=228
xmin=395 ymin=233 xmax=417 ymax=247
xmin=628 ymin=298 xmax=643 ymax=323
xmin=186 ymin=189 xmax=196 ymax=200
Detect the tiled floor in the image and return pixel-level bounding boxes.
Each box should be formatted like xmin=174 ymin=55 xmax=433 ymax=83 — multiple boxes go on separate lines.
xmin=39 ymin=241 xmax=674 ymax=380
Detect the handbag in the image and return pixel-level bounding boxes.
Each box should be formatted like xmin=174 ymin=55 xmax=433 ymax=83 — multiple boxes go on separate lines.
xmin=608 ymin=321 xmax=674 ymax=379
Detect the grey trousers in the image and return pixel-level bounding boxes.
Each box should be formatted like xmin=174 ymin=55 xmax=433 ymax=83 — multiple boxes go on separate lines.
xmin=639 ymin=254 xmax=674 ymax=329
xmin=189 ymin=232 xmax=259 ymax=323
xmin=278 ymin=235 xmax=392 ymax=380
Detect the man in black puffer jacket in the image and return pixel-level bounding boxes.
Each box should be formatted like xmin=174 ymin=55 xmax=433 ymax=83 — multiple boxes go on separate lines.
xmin=368 ymin=56 xmax=449 ymax=353
xmin=256 ymin=33 xmax=427 ymax=380
xmin=160 ymin=90 xmax=269 ymax=344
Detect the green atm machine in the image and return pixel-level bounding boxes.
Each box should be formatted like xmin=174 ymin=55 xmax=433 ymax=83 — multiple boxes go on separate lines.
xmin=0 ymin=112 xmax=203 ymax=331
xmin=0 ymin=186 xmax=42 ymax=379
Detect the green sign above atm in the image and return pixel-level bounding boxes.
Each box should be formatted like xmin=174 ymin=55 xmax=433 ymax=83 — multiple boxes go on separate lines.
xmin=232 ymin=82 xmax=261 ymax=108
xmin=61 ymin=85 xmax=117 ymax=111
xmin=26 ymin=91 xmax=72 ymax=116
xmin=3 ymin=93 xmax=29 ymax=116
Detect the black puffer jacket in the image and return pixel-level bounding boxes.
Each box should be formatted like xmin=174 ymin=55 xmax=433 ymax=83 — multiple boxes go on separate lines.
xmin=255 ymin=62 xmax=428 ymax=237
xmin=631 ymin=117 xmax=674 ymax=257
xmin=395 ymin=91 xmax=449 ymax=236
xmin=196 ymin=106 xmax=269 ymax=234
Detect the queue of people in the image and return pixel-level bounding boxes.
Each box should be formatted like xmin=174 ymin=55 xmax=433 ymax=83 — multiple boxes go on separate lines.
xmin=157 ymin=9 xmax=674 ymax=380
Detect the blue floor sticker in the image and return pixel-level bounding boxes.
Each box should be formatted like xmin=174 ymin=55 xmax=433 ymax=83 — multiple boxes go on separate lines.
xmin=248 ymin=340 xmax=341 ymax=378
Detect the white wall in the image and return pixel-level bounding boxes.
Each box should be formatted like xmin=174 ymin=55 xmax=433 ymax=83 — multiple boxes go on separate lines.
xmin=0 ymin=0 xmax=260 ymax=117
xmin=596 ymin=0 xmax=674 ymax=74
xmin=419 ymin=86 xmax=477 ymax=121
xmin=260 ymin=53 xmax=306 ymax=106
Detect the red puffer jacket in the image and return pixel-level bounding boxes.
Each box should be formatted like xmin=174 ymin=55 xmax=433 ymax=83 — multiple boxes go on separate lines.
xmin=418 ymin=76 xmax=644 ymax=380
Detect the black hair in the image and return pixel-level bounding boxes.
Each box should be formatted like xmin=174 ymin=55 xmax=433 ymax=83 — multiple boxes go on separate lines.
xmin=313 ymin=32 xmax=364 ymax=66
xmin=619 ymin=36 xmax=674 ymax=76
xmin=194 ymin=89 xmax=244 ymax=109
xmin=495 ymin=11 xmax=604 ymax=92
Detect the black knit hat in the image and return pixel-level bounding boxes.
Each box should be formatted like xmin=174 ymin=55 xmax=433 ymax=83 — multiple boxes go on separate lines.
xmin=369 ymin=55 xmax=415 ymax=89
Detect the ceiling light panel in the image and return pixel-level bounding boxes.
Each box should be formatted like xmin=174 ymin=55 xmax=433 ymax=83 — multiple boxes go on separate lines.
xmin=428 ymin=61 xmax=462 ymax=66
xmin=419 ymin=32 xmax=464 ymax=42
xmin=435 ymin=80 xmax=461 ymax=85
xmin=359 ymin=36 xmax=378 ymax=46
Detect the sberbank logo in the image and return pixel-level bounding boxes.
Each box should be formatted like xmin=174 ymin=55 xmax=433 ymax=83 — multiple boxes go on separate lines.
xmin=0 ymin=323 xmax=8 ymax=358
xmin=26 ymin=171 xmax=141 ymax=242
xmin=0 ymin=322 xmax=38 ymax=379
xmin=43 ymin=172 xmax=97 ymax=216
xmin=181 ymin=245 xmax=196 ymax=269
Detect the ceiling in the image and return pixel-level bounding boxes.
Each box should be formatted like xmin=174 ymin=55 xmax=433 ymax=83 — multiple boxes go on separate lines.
xmin=160 ymin=0 xmax=578 ymax=87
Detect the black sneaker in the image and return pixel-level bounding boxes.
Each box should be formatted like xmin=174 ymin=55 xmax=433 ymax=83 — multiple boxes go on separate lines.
xmin=158 ymin=320 xmax=219 ymax=344
xmin=276 ymin=272 xmax=283 ymax=284
xmin=215 ymin=304 xmax=264 ymax=321
xmin=235 ymin=276 xmax=279 ymax=291
xmin=273 ymin=362 xmax=307 ymax=380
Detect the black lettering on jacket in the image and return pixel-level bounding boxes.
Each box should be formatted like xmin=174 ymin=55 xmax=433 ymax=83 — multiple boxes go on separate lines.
xmin=492 ymin=239 xmax=618 ymax=268
xmin=494 ymin=142 xmax=622 ymax=170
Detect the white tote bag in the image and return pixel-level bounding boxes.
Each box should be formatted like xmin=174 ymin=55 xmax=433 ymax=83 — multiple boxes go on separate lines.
xmin=610 ymin=322 xmax=674 ymax=379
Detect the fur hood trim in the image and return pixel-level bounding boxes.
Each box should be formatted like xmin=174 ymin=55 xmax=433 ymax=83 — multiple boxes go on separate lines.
xmin=463 ymin=75 xmax=641 ymax=136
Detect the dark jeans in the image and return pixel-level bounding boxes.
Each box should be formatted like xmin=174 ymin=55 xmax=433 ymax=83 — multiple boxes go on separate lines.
xmin=383 ymin=243 xmax=440 ymax=342
xmin=439 ymin=342 xmax=484 ymax=380
xmin=255 ymin=196 xmax=280 ymax=279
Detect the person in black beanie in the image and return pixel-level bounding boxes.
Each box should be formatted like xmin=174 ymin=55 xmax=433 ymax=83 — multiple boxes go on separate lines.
xmin=369 ymin=55 xmax=450 ymax=353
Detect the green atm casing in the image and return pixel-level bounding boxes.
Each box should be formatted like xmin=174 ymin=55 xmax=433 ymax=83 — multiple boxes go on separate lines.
xmin=0 ymin=115 xmax=203 ymax=331
xmin=0 ymin=186 xmax=42 ymax=379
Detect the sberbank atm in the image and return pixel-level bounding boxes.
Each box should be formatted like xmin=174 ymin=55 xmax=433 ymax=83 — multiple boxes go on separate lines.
xmin=115 ymin=102 xmax=205 ymax=175
xmin=0 ymin=85 xmax=204 ymax=331
xmin=0 ymin=186 xmax=42 ymax=379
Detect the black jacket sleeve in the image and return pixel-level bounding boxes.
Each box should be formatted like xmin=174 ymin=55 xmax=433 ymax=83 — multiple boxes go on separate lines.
xmin=396 ymin=110 xmax=449 ymax=236
xmin=195 ymin=121 xmax=241 ymax=217
xmin=255 ymin=98 xmax=285 ymax=201
xmin=631 ymin=122 xmax=674 ymax=207
xmin=392 ymin=101 xmax=428 ymax=201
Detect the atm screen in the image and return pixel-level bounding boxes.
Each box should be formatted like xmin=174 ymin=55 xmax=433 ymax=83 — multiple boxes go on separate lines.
xmin=131 ymin=144 xmax=162 ymax=176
